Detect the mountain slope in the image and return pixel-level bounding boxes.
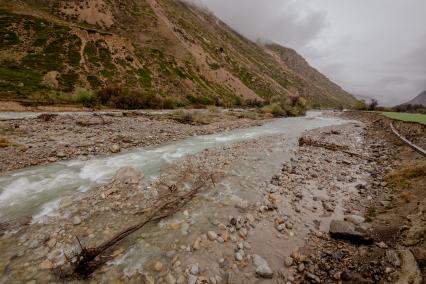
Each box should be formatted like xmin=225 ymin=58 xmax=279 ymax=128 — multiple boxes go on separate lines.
xmin=405 ymin=91 xmax=426 ymax=106
xmin=0 ymin=0 xmax=356 ymax=108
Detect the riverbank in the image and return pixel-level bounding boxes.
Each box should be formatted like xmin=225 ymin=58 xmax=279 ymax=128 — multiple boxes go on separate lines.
xmin=0 ymin=109 xmax=268 ymax=173
xmin=0 ymin=112 xmax=424 ymax=283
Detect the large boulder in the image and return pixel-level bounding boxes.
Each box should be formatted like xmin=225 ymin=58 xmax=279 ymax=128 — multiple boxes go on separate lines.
xmin=329 ymin=220 xmax=373 ymax=244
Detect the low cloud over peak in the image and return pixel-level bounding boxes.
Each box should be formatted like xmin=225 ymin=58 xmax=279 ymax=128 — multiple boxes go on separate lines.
xmin=195 ymin=0 xmax=426 ymax=106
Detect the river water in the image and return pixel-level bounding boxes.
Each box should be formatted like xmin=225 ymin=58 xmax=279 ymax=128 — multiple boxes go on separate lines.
xmin=0 ymin=111 xmax=345 ymax=220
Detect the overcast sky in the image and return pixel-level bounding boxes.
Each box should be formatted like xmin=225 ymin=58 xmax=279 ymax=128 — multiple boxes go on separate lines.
xmin=196 ymin=0 xmax=426 ymax=106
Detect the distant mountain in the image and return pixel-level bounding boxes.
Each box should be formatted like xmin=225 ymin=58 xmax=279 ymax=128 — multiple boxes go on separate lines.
xmin=0 ymin=0 xmax=356 ymax=108
xmin=404 ymin=91 xmax=426 ymax=106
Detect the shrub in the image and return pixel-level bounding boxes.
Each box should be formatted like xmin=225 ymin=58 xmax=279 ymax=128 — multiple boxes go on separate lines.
xmin=110 ymin=90 xmax=146 ymax=109
xmin=353 ymin=100 xmax=367 ymax=111
xmin=261 ymin=103 xmax=285 ymax=117
xmin=260 ymin=95 xmax=307 ymax=117
xmin=170 ymin=110 xmax=214 ymax=125
xmin=74 ymin=88 xmax=95 ymax=106
xmin=162 ymin=96 xmax=187 ymax=109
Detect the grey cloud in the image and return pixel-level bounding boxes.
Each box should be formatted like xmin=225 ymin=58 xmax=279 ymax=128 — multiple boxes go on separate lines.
xmin=194 ymin=0 xmax=426 ymax=106
xmin=197 ymin=0 xmax=328 ymax=50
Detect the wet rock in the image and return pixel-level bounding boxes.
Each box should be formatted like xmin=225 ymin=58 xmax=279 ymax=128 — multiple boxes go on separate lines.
xmin=329 ymin=220 xmax=372 ymax=243
xmin=344 ymin=214 xmax=365 ymax=225
xmin=253 ymin=254 xmax=273 ymax=278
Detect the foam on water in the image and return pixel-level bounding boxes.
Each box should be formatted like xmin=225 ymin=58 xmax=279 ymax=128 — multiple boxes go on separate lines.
xmin=0 ymin=112 xmax=346 ymax=219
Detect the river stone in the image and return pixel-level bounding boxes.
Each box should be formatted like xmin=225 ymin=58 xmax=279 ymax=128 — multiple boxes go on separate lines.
xmin=72 ymin=216 xmax=81 ymax=225
xmin=110 ymin=144 xmax=121 ymax=153
xmin=344 ymin=215 xmax=365 ymax=225
xmin=329 ymin=220 xmax=372 ymax=243
xmin=207 ymin=231 xmax=218 ymax=241
xmin=190 ymin=264 xmax=199 ymax=275
xmin=253 ymin=254 xmax=273 ymax=278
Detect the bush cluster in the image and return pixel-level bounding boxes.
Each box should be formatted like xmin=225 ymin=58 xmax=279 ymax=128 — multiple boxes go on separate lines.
xmin=260 ymin=96 xmax=307 ymax=117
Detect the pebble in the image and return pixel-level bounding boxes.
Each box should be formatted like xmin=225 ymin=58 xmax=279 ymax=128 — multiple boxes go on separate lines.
xmin=190 ymin=264 xmax=199 ymax=275
xmin=253 ymin=254 xmax=273 ymax=278
xmin=154 ymin=261 xmax=163 ymax=271
xmin=72 ymin=216 xmax=81 ymax=225
xmin=207 ymin=231 xmax=218 ymax=241
xmin=284 ymin=256 xmax=293 ymax=267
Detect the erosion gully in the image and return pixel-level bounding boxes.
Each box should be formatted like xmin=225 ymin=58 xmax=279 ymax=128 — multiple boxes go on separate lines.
xmin=0 ymin=111 xmax=351 ymax=283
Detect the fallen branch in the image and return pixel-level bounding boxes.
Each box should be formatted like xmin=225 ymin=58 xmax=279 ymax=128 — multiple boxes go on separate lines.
xmin=56 ymin=167 xmax=216 ymax=279
xmin=298 ymin=137 xmax=366 ymax=159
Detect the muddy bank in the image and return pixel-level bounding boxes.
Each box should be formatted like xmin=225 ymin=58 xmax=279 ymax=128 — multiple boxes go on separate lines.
xmin=0 ymin=109 xmax=267 ymax=173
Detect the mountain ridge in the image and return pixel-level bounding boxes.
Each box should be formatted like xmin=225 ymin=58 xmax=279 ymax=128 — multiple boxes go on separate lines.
xmin=403 ymin=90 xmax=426 ymax=107
xmin=0 ymin=0 xmax=357 ymax=108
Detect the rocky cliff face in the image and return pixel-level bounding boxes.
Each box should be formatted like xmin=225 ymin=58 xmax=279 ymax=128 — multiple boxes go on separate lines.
xmin=0 ymin=0 xmax=356 ymax=108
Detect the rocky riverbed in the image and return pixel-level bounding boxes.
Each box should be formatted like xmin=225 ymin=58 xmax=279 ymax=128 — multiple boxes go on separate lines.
xmin=0 ymin=109 xmax=267 ymax=172
xmin=0 ymin=112 xmax=424 ymax=283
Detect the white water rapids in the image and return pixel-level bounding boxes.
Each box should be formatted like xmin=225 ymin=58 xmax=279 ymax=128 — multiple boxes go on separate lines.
xmin=0 ymin=111 xmax=346 ymax=219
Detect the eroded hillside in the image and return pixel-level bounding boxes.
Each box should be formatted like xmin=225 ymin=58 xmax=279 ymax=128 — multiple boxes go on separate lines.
xmin=0 ymin=0 xmax=357 ymax=108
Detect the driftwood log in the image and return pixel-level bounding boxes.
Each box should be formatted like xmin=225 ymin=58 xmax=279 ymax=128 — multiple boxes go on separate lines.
xmin=56 ymin=168 xmax=216 ymax=279
xmin=298 ymin=137 xmax=366 ymax=159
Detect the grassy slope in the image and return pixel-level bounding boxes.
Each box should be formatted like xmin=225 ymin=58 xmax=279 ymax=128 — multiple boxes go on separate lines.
xmin=381 ymin=112 xmax=426 ymax=125
xmin=0 ymin=0 xmax=356 ymax=108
